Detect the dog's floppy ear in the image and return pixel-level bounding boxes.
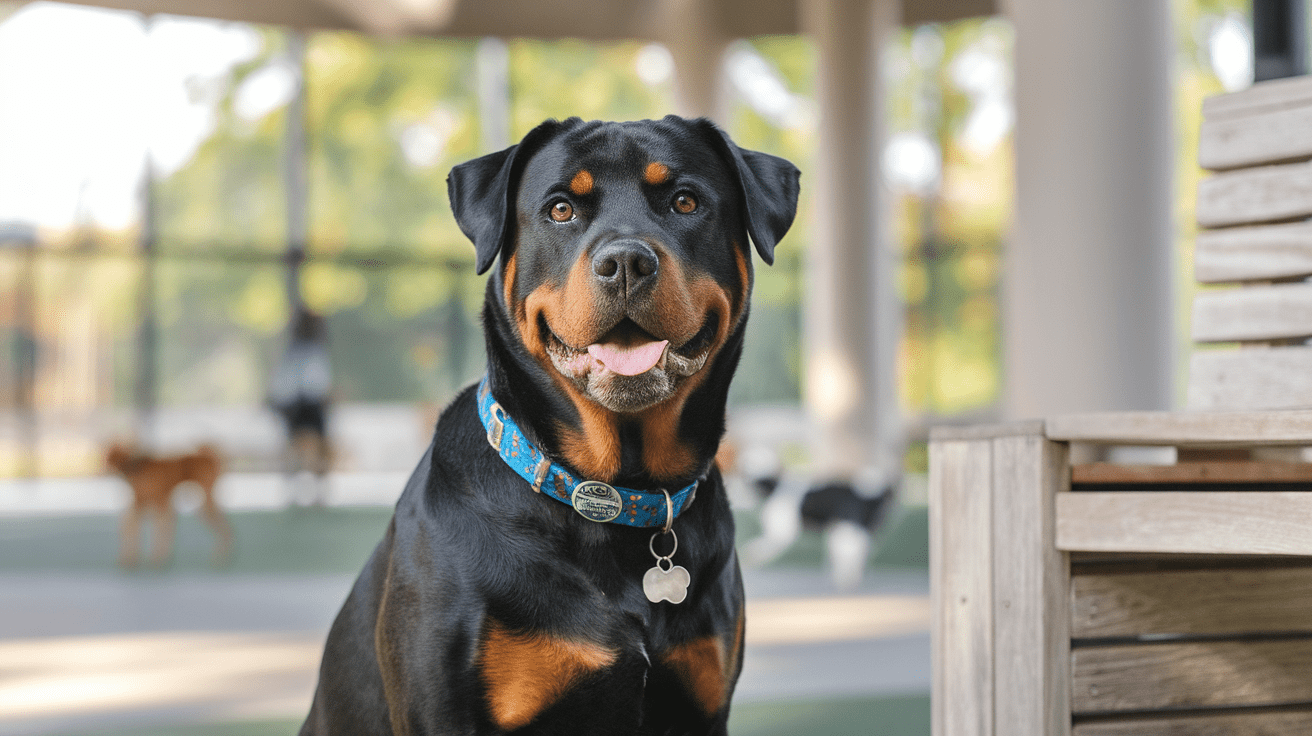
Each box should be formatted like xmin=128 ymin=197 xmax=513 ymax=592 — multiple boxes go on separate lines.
xmin=694 ymin=118 xmax=800 ymax=266
xmin=448 ymin=118 xmax=578 ymax=275
xmin=447 ymin=146 xmax=515 ymax=275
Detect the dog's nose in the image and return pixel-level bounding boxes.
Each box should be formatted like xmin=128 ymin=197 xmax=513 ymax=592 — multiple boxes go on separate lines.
xmin=591 ymin=240 xmax=659 ymax=296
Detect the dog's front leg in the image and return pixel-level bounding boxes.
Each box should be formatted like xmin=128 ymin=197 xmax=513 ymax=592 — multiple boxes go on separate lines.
xmin=119 ymin=503 xmax=142 ymax=568
xmin=373 ymin=554 xmax=482 ymax=735
xmin=149 ymin=505 xmax=175 ymax=567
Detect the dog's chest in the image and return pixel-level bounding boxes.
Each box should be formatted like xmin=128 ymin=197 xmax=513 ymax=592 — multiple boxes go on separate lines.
xmin=473 ymin=559 xmax=741 ymax=734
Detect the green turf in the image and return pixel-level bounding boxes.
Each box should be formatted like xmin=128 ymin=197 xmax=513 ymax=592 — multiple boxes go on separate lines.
xmin=0 ymin=506 xmax=394 ymax=575
xmin=54 ymin=719 xmax=302 ymax=736
xmin=0 ymin=501 xmax=928 ymax=575
xmin=732 ymin=503 xmax=929 ymax=569
xmin=49 ymin=693 xmax=930 ymax=736
xmin=731 ymin=693 xmax=931 ymax=736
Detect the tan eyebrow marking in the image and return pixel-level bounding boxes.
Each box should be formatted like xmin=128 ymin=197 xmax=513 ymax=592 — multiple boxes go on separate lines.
xmin=569 ymin=170 xmax=594 ymax=195
xmin=644 ymin=162 xmax=670 ymax=185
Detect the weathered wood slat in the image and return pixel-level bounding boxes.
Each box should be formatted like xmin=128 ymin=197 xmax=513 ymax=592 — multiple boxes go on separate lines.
xmin=1200 ymin=104 xmax=1312 ymax=170
xmin=930 ymin=439 xmax=994 ymax=736
xmin=1072 ymin=460 xmax=1312 ymax=485
xmin=1189 ymin=347 xmax=1312 ymax=410
xmin=1072 ymin=639 xmax=1312 ymax=713
xmin=929 ymin=420 xmax=1045 ymax=442
xmin=1073 ymin=709 xmax=1312 ymax=735
xmin=992 ymin=434 xmax=1071 ymax=736
xmin=1196 ymin=161 xmax=1312 ymax=228
xmin=1045 ymin=409 xmax=1312 ymax=446
xmin=1203 ymin=75 xmax=1312 ymax=121
xmin=1192 ymin=282 xmax=1312 ymax=343
xmin=1056 ymin=492 xmax=1312 ymax=555
xmin=1195 ymin=221 xmax=1312 ymax=282
xmin=1069 ymin=552 xmax=1311 ymax=571
xmin=1071 ymin=566 xmax=1312 ymax=638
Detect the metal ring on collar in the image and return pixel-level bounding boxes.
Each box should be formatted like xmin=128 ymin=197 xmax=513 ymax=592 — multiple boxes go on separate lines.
xmin=649 ymin=527 xmax=678 ymax=560
xmin=661 ymin=489 xmax=674 ymax=534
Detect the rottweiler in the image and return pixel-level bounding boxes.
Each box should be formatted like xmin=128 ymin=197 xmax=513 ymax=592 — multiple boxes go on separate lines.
xmin=300 ymin=115 xmax=799 ymax=735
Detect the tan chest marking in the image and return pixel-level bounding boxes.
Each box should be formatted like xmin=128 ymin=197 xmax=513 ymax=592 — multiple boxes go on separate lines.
xmin=661 ymin=635 xmax=729 ymax=716
xmin=660 ymin=608 xmax=745 ymax=717
xmin=480 ymin=621 xmax=618 ymax=731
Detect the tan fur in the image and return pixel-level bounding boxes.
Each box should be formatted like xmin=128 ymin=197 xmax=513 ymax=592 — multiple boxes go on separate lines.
xmin=661 ymin=635 xmax=729 ymax=716
xmin=569 ymin=169 xmax=594 ymax=196
xmin=106 ymin=443 xmax=232 ymax=567
xmin=644 ymin=161 xmax=670 ymax=185
xmin=633 ymin=256 xmax=736 ymax=480
xmin=480 ymin=619 xmax=617 ymax=730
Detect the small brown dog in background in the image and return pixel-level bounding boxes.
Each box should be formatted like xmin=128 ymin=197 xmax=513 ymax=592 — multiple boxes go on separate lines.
xmin=105 ymin=444 xmax=233 ymax=568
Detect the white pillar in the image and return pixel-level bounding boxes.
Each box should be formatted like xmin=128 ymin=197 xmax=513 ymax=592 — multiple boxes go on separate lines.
xmin=283 ymin=30 xmax=308 ymax=311
xmin=804 ymin=0 xmax=901 ymax=480
xmin=1003 ymin=0 xmax=1174 ymax=418
xmin=475 ymin=37 xmax=510 ymax=152
xmin=660 ymin=0 xmax=731 ymax=121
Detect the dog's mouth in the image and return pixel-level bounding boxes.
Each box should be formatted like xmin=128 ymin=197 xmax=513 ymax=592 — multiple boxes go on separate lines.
xmin=542 ymin=315 xmax=717 ymax=413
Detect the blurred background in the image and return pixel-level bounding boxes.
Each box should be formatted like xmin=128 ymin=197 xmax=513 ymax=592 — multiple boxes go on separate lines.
xmin=0 ymin=0 xmax=1275 ymax=733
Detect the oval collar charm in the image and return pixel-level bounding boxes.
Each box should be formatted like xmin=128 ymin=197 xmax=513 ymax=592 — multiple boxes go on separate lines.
xmin=571 ymin=481 xmax=623 ymax=523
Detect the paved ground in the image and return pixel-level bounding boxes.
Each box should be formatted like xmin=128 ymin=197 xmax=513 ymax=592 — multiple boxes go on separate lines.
xmin=0 ymin=486 xmax=931 ymax=736
xmin=1 ymin=568 xmax=930 ymax=735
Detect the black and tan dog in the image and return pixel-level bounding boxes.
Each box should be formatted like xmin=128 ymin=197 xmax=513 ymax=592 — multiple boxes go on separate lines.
xmin=301 ymin=116 xmax=798 ymax=735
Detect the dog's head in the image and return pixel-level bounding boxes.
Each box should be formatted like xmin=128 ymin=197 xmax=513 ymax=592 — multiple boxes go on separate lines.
xmin=452 ymin=117 xmax=798 ymax=408
xmin=450 ymin=116 xmax=798 ymax=482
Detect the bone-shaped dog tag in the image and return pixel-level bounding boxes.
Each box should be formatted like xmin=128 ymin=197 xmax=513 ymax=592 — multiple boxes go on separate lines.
xmin=645 ymin=527 xmax=689 ymax=604
xmin=643 ymin=561 xmax=690 ymax=604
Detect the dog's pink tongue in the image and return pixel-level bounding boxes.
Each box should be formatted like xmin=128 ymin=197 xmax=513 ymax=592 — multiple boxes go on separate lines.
xmin=587 ymin=340 xmax=668 ymax=376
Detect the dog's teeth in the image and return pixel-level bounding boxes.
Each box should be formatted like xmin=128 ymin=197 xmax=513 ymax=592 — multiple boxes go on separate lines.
xmin=658 ymin=344 xmax=669 ymax=371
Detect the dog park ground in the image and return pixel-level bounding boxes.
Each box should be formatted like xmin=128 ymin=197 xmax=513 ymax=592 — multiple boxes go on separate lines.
xmin=0 ymin=476 xmax=930 ymax=736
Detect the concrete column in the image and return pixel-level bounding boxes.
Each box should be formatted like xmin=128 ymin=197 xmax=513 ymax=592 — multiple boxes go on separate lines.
xmin=283 ymin=30 xmax=308 ymax=312
xmin=1003 ymin=0 xmax=1174 ymax=419
xmin=475 ymin=37 xmax=510 ymax=152
xmin=804 ymin=0 xmax=901 ymax=480
xmin=660 ymin=0 xmax=731 ymax=121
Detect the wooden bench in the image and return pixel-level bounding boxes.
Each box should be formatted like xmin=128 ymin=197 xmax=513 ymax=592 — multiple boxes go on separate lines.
xmin=931 ymin=413 xmax=1312 ymax=736
xmin=1193 ymin=74 xmax=1312 ymax=410
xmin=930 ymin=77 xmax=1312 ymax=736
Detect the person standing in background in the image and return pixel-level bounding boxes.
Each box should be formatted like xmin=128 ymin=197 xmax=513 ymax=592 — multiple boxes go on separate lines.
xmin=269 ymin=307 xmax=334 ymax=505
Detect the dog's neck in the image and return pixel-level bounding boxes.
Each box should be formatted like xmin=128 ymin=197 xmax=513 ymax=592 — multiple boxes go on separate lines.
xmin=482 ymin=286 xmax=741 ymax=490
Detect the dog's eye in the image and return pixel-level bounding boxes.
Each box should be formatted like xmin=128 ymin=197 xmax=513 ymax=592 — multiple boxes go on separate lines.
xmin=549 ymin=201 xmax=575 ymax=222
xmin=672 ymin=193 xmax=697 ymax=214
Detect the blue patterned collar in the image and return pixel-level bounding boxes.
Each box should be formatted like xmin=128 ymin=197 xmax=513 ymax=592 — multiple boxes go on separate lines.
xmin=476 ymin=376 xmax=699 ymax=527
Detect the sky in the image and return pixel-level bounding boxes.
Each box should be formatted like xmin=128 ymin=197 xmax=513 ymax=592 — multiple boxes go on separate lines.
xmin=0 ymin=2 xmax=281 ymax=230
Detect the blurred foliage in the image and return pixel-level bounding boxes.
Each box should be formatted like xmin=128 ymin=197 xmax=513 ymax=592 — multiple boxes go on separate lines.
xmin=305 ymin=34 xmax=479 ymax=259
xmin=888 ymin=20 xmax=1013 ymax=418
xmin=724 ymin=37 xmax=813 ymax=405
xmin=0 ymin=0 xmax=1262 ymax=477
xmin=507 ymin=40 xmax=674 ymax=135
xmin=155 ymin=27 xmax=290 ymax=253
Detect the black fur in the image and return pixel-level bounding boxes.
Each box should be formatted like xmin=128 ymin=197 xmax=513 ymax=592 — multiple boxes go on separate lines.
xmin=301 ymin=116 xmax=799 ymax=735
